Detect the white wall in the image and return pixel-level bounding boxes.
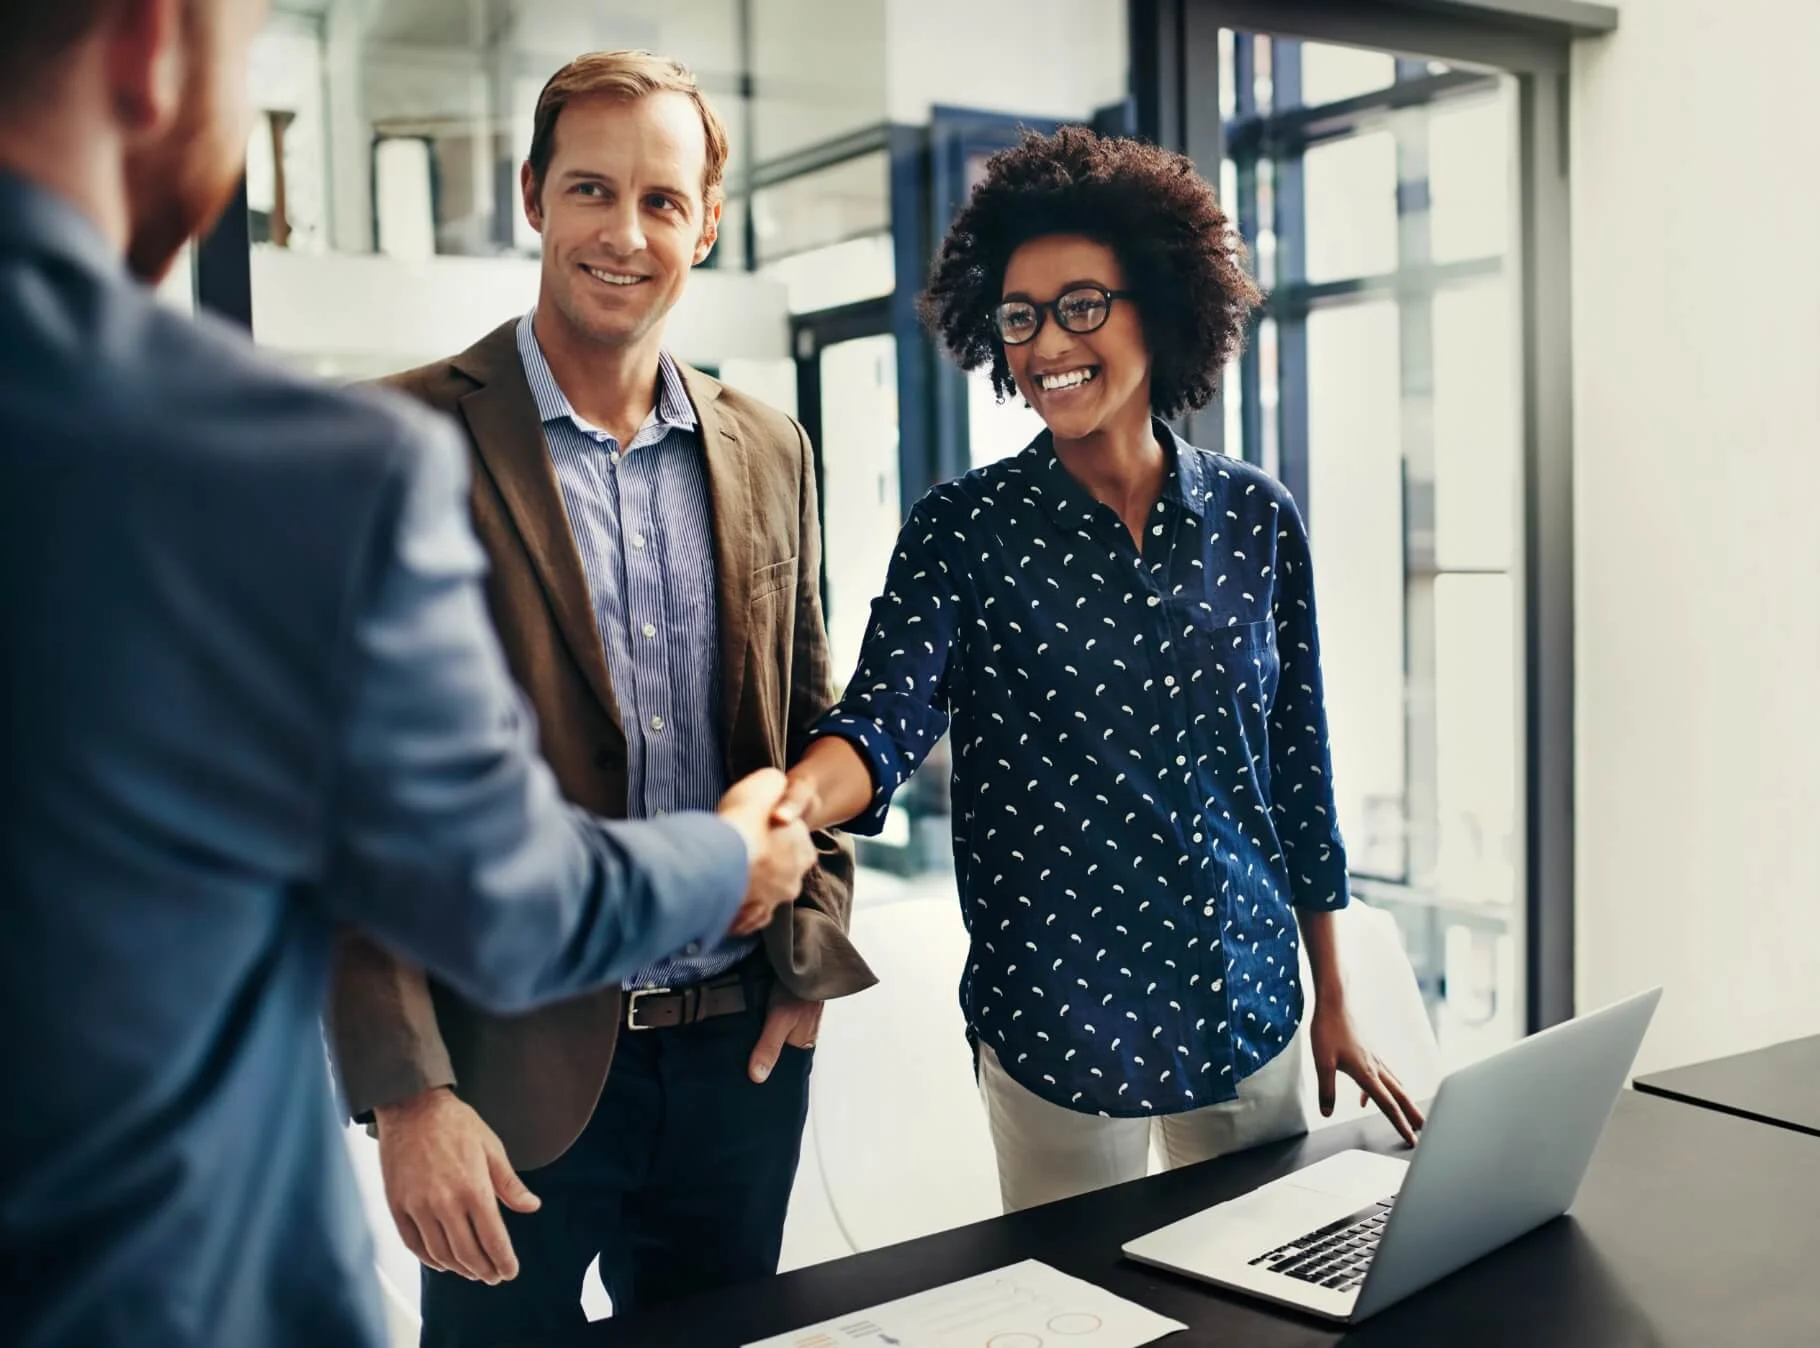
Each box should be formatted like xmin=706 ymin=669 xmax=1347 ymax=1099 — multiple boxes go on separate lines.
xmin=1571 ymin=0 xmax=1820 ymax=1073
xmin=883 ymin=0 xmax=1127 ymax=124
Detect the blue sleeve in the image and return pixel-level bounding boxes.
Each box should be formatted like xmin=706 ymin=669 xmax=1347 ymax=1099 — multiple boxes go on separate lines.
xmin=1267 ymin=493 xmax=1351 ymax=912
xmin=318 ymin=419 xmax=749 ymax=1012
xmin=805 ymin=500 xmax=958 ymax=836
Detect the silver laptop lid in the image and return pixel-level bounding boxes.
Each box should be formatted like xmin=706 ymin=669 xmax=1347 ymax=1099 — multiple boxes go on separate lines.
xmin=1351 ymin=986 xmax=1662 ymax=1320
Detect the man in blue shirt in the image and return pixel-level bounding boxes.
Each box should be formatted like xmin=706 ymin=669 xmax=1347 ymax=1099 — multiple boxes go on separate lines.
xmin=0 ymin=6 xmax=815 ymax=1346
xmin=328 ymin=50 xmax=873 ymax=1347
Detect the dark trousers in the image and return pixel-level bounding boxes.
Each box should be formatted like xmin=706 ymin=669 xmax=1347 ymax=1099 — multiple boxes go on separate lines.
xmin=418 ymin=991 xmax=812 ymax=1347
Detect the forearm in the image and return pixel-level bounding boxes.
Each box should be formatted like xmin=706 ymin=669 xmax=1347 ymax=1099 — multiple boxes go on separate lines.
xmin=786 ymin=736 xmax=877 ymax=832
xmin=1297 ymin=907 xmax=1346 ymax=1010
xmin=327 ymin=930 xmax=456 ymax=1123
xmin=528 ymin=808 xmax=750 ymax=998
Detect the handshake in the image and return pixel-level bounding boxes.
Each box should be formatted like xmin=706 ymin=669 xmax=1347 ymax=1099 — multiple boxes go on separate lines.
xmin=715 ymin=768 xmax=818 ymax=937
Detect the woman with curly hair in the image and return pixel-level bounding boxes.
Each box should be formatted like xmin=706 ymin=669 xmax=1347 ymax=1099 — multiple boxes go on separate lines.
xmin=776 ymin=126 xmax=1422 ymax=1210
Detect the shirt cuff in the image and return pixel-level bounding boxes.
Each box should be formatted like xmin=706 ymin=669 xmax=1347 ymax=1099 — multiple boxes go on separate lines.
xmin=1287 ymin=841 xmax=1350 ymax=912
xmin=803 ymin=713 xmax=902 ymax=837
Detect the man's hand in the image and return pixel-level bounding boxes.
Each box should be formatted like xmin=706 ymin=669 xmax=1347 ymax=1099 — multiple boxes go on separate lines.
xmin=718 ymin=769 xmax=816 ymax=936
xmin=373 ymin=1087 xmax=540 ymax=1284
xmin=749 ymin=986 xmax=823 ymax=1083
xmin=1310 ymin=1000 xmax=1426 ymax=1147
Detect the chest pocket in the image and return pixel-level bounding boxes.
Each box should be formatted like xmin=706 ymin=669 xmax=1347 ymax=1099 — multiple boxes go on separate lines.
xmin=1167 ymin=600 xmax=1281 ymax=718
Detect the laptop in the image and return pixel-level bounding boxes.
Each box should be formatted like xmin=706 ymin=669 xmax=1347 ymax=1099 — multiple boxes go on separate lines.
xmin=1122 ymin=986 xmax=1661 ymax=1323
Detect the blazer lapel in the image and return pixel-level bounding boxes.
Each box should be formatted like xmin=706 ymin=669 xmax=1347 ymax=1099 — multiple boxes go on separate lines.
xmin=680 ymin=364 xmax=752 ymax=776
xmin=452 ymin=322 xmax=625 ymax=743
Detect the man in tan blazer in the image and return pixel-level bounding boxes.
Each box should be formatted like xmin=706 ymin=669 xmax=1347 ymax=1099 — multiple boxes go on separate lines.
xmin=328 ymin=51 xmax=874 ymax=1347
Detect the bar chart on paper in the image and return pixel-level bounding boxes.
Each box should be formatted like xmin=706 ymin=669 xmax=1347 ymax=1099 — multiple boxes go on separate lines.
xmin=743 ymin=1260 xmax=1185 ymax=1348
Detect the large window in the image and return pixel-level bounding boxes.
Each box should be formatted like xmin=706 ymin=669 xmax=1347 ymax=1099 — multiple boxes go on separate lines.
xmin=1212 ymin=29 xmax=1529 ymax=1059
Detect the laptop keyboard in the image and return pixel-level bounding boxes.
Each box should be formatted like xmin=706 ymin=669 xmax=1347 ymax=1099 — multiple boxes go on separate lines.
xmin=1249 ymin=1197 xmax=1396 ymax=1294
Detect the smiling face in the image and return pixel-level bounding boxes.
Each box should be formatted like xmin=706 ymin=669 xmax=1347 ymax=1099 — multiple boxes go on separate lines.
xmin=521 ymin=89 xmax=719 ymax=353
xmin=999 ymin=234 xmax=1152 ymax=446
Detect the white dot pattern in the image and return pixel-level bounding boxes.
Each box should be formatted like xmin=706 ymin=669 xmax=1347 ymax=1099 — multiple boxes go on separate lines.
xmin=810 ymin=428 xmax=1349 ymax=1117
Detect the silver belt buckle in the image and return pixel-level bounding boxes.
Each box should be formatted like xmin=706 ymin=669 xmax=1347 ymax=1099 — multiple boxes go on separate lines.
xmin=625 ymin=986 xmax=672 ymax=1031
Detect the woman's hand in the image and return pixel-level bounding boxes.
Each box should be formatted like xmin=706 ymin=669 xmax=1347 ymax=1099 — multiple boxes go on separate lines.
xmin=1310 ymin=999 xmax=1426 ymax=1147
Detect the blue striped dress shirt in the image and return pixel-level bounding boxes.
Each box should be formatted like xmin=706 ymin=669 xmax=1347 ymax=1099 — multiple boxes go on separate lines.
xmin=516 ymin=310 xmax=754 ymax=989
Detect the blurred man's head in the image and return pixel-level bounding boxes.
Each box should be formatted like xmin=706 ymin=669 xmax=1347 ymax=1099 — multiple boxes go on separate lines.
xmin=520 ymin=51 xmax=727 ymax=356
xmin=0 ymin=0 xmax=265 ymax=282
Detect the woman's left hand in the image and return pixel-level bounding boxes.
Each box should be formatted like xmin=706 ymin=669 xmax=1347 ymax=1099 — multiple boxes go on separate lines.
xmin=1310 ymin=1000 xmax=1426 ymax=1147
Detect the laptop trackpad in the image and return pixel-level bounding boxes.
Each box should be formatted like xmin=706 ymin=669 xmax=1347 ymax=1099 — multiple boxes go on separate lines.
xmin=1276 ymin=1150 xmax=1411 ymax=1205
xmin=1207 ymin=1152 xmax=1409 ymax=1247
xmin=1126 ymin=1151 xmax=1410 ymax=1263
xmin=1219 ymin=1184 xmax=1360 ymax=1246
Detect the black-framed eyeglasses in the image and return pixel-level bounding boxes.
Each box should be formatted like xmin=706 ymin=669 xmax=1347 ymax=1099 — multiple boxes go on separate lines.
xmin=992 ymin=285 xmax=1136 ymax=346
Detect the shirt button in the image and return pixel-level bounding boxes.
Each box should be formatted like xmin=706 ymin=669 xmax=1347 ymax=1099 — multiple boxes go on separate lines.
xmin=642 ymin=622 xmax=657 ymax=639
xmin=632 ymin=533 xmax=647 ymax=549
xmin=650 ymin=715 xmax=665 ymax=732
xmin=1203 ymin=906 xmax=1215 ymax=918
xmin=1165 ymin=675 xmax=1177 ymax=687
xmin=1147 ymin=595 xmax=1161 ymax=607
xmin=1193 ymin=832 xmax=1204 ymax=844
xmin=1176 ymin=755 xmax=1188 ymax=766
xmin=685 ymin=941 xmax=702 ymax=956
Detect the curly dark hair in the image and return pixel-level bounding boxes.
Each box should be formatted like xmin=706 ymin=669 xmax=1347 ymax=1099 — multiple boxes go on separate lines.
xmin=918 ymin=126 xmax=1262 ymax=420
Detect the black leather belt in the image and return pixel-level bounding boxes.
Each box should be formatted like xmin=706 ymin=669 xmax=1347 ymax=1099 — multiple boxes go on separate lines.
xmin=622 ymin=969 xmax=757 ymax=1031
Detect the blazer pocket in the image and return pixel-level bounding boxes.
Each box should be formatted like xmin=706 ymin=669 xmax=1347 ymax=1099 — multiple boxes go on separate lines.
xmin=751 ymin=555 xmax=798 ymax=601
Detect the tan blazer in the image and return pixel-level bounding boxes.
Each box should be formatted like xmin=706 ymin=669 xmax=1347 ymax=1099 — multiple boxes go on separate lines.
xmin=327 ymin=319 xmax=875 ymax=1171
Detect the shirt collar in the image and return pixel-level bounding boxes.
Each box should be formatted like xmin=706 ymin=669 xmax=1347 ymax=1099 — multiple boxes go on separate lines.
xmin=1019 ymin=418 xmax=1210 ymax=534
xmin=0 ymin=169 xmax=127 ymax=284
xmin=514 ymin=308 xmax=697 ymax=439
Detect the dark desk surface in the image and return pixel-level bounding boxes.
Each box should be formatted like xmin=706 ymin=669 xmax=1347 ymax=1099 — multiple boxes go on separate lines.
xmin=1634 ymin=1034 xmax=1820 ymax=1138
xmin=557 ymin=1091 xmax=1820 ymax=1348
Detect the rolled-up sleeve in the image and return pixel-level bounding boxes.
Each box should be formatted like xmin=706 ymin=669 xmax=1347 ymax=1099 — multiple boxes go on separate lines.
xmin=1266 ymin=493 xmax=1350 ymax=912
xmin=805 ymin=500 xmax=957 ymax=836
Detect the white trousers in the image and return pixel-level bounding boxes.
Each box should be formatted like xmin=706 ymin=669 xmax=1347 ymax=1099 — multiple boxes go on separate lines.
xmin=978 ymin=1029 xmax=1309 ymax=1213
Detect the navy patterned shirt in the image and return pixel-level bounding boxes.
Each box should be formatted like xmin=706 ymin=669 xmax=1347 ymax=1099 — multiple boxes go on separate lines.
xmin=516 ymin=311 xmax=755 ymax=989
xmin=810 ymin=425 xmax=1349 ymax=1117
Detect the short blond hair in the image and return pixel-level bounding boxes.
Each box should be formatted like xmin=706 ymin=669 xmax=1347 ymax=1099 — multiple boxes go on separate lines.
xmin=526 ymin=50 xmax=730 ymax=209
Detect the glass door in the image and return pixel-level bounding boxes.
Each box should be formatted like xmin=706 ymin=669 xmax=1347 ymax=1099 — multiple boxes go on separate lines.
xmin=794 ymin=305 xmax=939 ymax=871
xmin=807 ymin=331 xmax=902 ymax=689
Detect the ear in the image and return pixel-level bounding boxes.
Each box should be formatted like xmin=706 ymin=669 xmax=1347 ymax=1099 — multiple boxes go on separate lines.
xmin=520 ymin=160 xmax=544 ymax=234
xmin=692 ymin=197 xmax=722 ymax=267
xmin=108 ymin=0 xmax=184 ymax=136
